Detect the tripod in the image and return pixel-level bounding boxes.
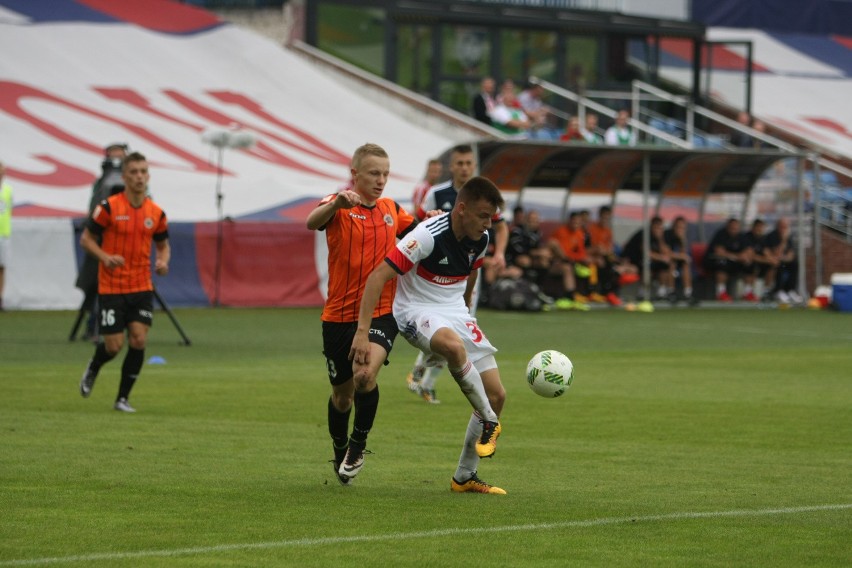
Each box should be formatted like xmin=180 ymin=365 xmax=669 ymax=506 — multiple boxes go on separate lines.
xmin=68 ymin=286 xmax=191 ymax=346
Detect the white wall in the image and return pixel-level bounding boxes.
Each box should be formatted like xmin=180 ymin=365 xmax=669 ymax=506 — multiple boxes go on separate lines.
xmin=4 ymin=218 xmax=83 ymax=310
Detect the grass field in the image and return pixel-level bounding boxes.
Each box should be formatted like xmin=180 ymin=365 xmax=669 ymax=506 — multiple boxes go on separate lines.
xmin=1 ymin=307 xmax=850 ymax=567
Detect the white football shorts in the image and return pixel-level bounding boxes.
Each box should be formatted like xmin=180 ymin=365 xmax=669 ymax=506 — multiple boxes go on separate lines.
xmin=395 ymin=306 xmax=497 ymax=368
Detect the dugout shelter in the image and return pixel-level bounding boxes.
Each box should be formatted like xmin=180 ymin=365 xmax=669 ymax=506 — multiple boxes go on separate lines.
xmin=444 ymin=140 xmax=808 ymax=297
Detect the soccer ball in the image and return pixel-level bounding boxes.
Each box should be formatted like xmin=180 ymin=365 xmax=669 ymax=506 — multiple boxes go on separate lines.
xmin=526 ymin=350 xmax=574 ymax=398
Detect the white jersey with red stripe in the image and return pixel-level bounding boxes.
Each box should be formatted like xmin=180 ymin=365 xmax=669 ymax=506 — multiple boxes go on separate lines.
xmin=385 ymin=212 xmax=488 ymax=313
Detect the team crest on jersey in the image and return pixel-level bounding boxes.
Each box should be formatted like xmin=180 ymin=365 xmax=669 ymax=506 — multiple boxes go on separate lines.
xmin=468 ymin=252 xmax=476 ymax=265
xmin=383 ymin=214 xmax=394 ymax=226
xmin=401 ymin=238 xmax=419 ymax=261
xmin=144 ymin=217 xmax=154 ymax=229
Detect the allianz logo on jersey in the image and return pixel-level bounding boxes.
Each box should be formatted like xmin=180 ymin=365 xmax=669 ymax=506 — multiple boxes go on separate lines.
xmin=431 ymin=275 xmax=456 ymax=284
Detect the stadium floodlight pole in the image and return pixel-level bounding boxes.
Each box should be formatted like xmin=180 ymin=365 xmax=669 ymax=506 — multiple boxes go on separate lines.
xmin=201 ymin=127 xmax=257 ymax=306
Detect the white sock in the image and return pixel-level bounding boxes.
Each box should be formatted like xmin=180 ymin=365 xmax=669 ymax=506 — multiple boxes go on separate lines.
xmin=420 ymin=364 xmax=443 ymax=390
xmin=684 ymin=286 xmax=692 ymax=297
xmin=717 ymin=283 xmax=726 ymax=295
xmin=410 ymin=351 xmax=426 ymax=381
xmin=454 ymin=413 xmax=481 ymax=482
xmin=449 ymin=361 xmax=498 ymax=422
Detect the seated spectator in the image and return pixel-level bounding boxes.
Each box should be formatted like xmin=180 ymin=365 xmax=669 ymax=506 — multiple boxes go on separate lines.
xmin=586 ymin=205 xmax=635 ymax=306
xmin=483 ymin=207 xmax=554 ymax=311
xmin=663 ymin=216 xmax=695 ymax=302
xmin=730 ymin=111 xmax=754 ymax=148
xmin=518 ymin=82 xmax=558 ymax=140
xmin=604 ymin=109 xmax=637 ymax=146
xmin=765 ymin=218 xmax=803 ymax=304
xmin=622 ymin=217 xmax=675 ymax=299
xmin=547 ymin=211 xmax=591 ymax=310
xmin=702 ymin=218 xmax=754 ymax=302
xmin=560 ymin=115 xmax=586 ymax=142
xmin=743 ymin=219 xmax=776 ymax=300
xmin=506 ymin=209 xmax=552 ymax=286
xmin=490 ymin=82 xmax=531 ymax=138
xmin=471 ymin=76 xmax=496 ymax=126
xmin=582 ymin=112 xmax=604 ymax=144
xmin=751 ymin=119 xmax=768 ymax=149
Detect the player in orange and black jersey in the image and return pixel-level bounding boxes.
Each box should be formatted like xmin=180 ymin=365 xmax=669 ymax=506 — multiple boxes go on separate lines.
xmin=78 ymin=151 xmax=170 ymax=413
xmin=307 ymin=143 xmax=417 ymax=485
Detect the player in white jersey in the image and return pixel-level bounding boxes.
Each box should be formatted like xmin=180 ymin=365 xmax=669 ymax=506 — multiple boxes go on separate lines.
xmin=352 ymin=176 xmax=508 ymax=495
xmin=407 ymin=144 xmax=507 ymax=404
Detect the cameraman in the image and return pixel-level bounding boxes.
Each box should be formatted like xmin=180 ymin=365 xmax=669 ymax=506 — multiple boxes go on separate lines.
xmin=75 ymin=143 xmax=127 ymax=340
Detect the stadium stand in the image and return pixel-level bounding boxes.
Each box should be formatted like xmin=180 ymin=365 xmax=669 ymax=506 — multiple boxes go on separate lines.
xmin=1 ymin=0 xmax=850 ymax=308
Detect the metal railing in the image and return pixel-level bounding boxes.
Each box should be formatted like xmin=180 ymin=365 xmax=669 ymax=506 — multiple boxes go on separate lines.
xmin=630 ymin=80 xmax=800 ymax=152
xmin=545 ymin=78 xmax=852 ymax=245
xmin=531 ymin=77 xmax=691 ymax=148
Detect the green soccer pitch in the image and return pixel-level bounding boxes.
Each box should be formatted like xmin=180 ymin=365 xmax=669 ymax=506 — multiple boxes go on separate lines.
xmin=1 ymin=307 xmax=850 ymax=567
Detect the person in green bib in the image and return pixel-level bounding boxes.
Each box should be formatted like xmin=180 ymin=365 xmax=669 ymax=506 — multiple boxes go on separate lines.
xmin=0 ymin=160 xmax=12 ymax=310
xmin=604 ymin=109 xmax=637 ymax=146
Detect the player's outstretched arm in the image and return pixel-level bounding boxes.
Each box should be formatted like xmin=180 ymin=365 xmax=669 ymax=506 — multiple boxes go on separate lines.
xmin=350 ymin=262 xmax=397 ymax=365
xmin=306 ymin=191 xmax=362 ymax=230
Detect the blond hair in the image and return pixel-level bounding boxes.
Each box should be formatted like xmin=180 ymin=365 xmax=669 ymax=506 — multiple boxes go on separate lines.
xmin=351 ymin=143 xmax=388 ymax=170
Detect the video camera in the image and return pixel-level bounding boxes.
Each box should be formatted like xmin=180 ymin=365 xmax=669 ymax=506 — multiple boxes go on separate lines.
xmin=99 ymin=143 xmax=129 ymax=196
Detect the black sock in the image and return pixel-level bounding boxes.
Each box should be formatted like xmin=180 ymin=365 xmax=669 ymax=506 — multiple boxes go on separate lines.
xmin=351 ymin=386 xmax=379 ymax=447
xmin=117 ymin=347 xmax=144 ymax=401
xmin=328 ymin=397 xmax=351 ymax=464
xmin=90 ymin=342 xmax=116 ymax=375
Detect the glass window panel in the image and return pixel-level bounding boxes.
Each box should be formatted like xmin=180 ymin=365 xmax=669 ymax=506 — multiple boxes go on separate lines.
xmin=564 ymin=34 xmax=599 ymax=92
xmin=317 ymin=4 xmax=385 ymax=76
xmin=397 ymin=25 xmax=433 ymax=96
xmin=438 ymin=80 xmax=479 ymax=116
xmin=500 ymin=30 xmax=557 ymax=84
xmin=442 ymin=26 xmax=490 ymax=79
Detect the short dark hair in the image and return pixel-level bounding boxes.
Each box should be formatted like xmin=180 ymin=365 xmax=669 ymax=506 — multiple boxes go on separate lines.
xmin=458 ymin=176 xmax=504 ymax=210
xmin=451 ymin=144 xmax=474 ymax=156
xmin=122 ymin=151 xmax=147 ymax=170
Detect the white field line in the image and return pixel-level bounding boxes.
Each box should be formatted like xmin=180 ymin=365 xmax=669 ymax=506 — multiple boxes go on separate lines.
xmin=2 ymin=503 xmax=850 ymax=566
